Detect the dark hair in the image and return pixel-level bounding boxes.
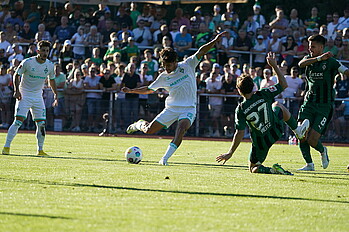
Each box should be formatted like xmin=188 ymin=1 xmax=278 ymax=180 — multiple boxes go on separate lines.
xmin=160 ymin=47 xmax=178 ymax=63
xmin=37 ymin=40 xmax=51 ymax=49
xmin=308 ymin=34 xmax=326 ymax=46
xmin=236 ymin=74 xmax=254 ymax=95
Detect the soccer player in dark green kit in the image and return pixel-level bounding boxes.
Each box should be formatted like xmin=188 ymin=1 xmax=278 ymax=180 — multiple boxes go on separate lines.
xmin=216 ymin=52 xmax=310 ymax=175
xmin=297 ymin=34 xmax=349 ymax=171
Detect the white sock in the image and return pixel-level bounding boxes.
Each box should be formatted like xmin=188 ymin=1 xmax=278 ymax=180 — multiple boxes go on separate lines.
xmin=161 ymin=143 xmax=178 ymax=161
xmin=135 ymin=120 xmax=146 ymax=131
xmin=4 ymin=120 xmax=22 ymax=147
xmin=36 ymin=121 xmax=46 ymax=151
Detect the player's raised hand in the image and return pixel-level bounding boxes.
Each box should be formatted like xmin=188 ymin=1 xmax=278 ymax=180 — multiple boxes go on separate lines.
xmin=216 ymin=153 xmax=233 ymax=165
xmin=266 ymin=52 xmax=277 ymax=68
xmin=13 ymin=91 xmax=21 ymax=100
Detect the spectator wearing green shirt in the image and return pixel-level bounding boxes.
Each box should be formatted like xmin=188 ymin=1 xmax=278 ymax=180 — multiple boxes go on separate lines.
xmin=53 ymin=63 xmax=67 ymax=123
xmin=91 ymin=47 xmax=103 ymax=67
xmin=121 ymin=37 xmax=140 ymax=62
xmin=140 ymin=49 xmax=159 ymax=78
xmin=104 ymin=38 xmax=121 ymax=64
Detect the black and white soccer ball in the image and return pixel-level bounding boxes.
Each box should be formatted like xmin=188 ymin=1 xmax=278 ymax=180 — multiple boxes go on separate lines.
xmin=125 ymin=146 xmax=143 ymax=164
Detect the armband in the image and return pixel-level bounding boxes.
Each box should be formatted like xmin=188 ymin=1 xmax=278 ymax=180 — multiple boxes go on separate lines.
xmin=338 ymin=64 xmax=348 ymax=74
xmin=316 ymin=56 xmax=322 ymax=62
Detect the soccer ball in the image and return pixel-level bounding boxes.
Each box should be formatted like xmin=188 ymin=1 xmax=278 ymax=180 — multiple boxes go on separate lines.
xmin=125 ymin=146 xmax=143 ymax=164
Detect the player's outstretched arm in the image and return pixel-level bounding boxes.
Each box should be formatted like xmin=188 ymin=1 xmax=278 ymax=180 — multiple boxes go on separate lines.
xmin=195 ymin=31 xmax=227 ymax=60
xmin=216 ymin=129 xmax=244 ymax=165
xmin=12 ymin=74 xmax=22 ymax=100
xmin=266 ymin=52 xmax=288 ymax=90
xmin=298 ymin=51 xmax=333 ymax=68
xmin=122 ymin=86 xmax=154 ymax=95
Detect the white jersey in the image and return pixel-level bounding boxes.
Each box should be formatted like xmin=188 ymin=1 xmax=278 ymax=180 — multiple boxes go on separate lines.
xmin=148 ymin=55 xmax=200 ymax=108
xmin=16 ymin=57 xmax=55 ymax=98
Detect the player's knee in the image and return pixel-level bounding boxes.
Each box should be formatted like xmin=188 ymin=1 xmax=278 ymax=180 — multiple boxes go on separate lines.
xmin=307 ymin=136 xmax=318 ymax=147
xmin=12 ymin=119 xmax=23 ymax=128
xmin=36 ymin=121 xmax=46 ymax=136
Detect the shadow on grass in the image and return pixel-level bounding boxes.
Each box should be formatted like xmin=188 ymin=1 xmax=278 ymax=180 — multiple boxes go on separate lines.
xmin=1 ymin=177 xmax=348 ymax=205
xmin=0 ymin=153 xmax=248 ymax=170
xmin=0 ymin=211 xmax=72 ymax=219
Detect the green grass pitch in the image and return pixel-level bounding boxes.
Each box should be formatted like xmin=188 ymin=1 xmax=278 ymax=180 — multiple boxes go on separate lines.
xmin=0 ymin=133 xmax=348 ymax=232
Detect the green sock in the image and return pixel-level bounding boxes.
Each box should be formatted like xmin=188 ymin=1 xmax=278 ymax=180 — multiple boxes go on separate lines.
xmin=314 ymin=141 xmax=325 ymax=153
xmin=257 ymin=165 xmax=274 ymax=174
xmin=285 ymin=116 xmax=297 ymax=130
xmin=299 ymin=141 xmax=313 ymax=163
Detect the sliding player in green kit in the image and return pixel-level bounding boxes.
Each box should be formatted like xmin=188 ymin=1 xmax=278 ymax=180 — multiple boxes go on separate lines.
xmin=216 ymin=52 xmax=310 ymax=175
xmin=297 ymin=35 xmax=349 ymax=171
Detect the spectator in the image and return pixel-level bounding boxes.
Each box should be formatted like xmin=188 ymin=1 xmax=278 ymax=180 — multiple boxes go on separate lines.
xmin=114 ymin=63 xmax=126 ymax=132
xmin=252 ymin=2 xmax=265 ymax=28
xmin=195 ymin=23 xmax=212 ymax=48
xmin=338 ymin=8 xmax=349 ymax=31
xmin=206 ymin=72 xmax=224 ymax=137
xmin=221 ymin=3 xmax=237 ymax=23
xmin=281 ymin=35 xmax=298 ymax=67
xmin=150 ymin=8 xmax=166 ymax=34
xmin=333 ymin=98 xmax=349 ymax=140
xmin=0 ymin=5 xmax=11 ymax=28
xmin=269 ymin=9 xmax=288 ymax=37
xmin=115 ymin=6 xmax=133 ymax=30
xmin=133 ymin=19 xmax=152 ymax=47
xmin=117 ymin=23 xmax=134 ymax=41
xmin=4 ymin=23 xmax=18 ymax=44
xmin=70 ymin=26 xmax=86 ymax=60
xmin=136 ymin=4 xmax=154 ymax=29
xmin=104 ymin=38 xmax=121 ymax=63
xmin=259 ymin=68 xmax=275 ymax=89
xmin=83 ymin=66 xmax=101 ymax=132
xmin=119 ymin=31 xmax=130 ymax=48
xmin=35 ymin=23 xmax=51 ymax=42
xmin=252 ymin=34 xmax=266 ymax=68
xmin=171 ymin=8 xmax=190 ymax=30
xmin=130 ymin=2 xmax=141 ymax=29
xmin=84 ymin=25 xmax=103 ymax=56
xmin=53 ymin=16 xmax=75 ymax=43
xmin=212 ymin=4 xmax=222 ymax=30
xmin=8 ymin=44 xmax=23 ymax=66
xmin=268 ymin=31 xmax=282 ymax=54
xmin=24 ymin=42 xmax=37 ymax=58
xmin=253 ymin=67 xmax=263 ymax=90
xmin=233 ymin=29 xmax=253 ymax=64
xmin=221 ymin=72 xmax=238 ymax=137
xmin=296 ymin=37 xmax=310 ymax=58
xmin=44 ymin=7 xmax=58 ymax=36
xmin=169 ymin=21 xmax=180 ymax=41
xmin=122 ymin=62 xmax=141 ymax=128
xmin=190 ymin=6 xmax=204 ymax=36
xmin=91 ymin=47 xmax=103 ymax=67
xmin=155 ymin=24 xmax=172 ymax=46
xmin=327 ymin=12 xmax=340 ymax=40
xmin=335 ymin=73 xmax=349 ymax=99
xmin=121 ymin=37 xmax=140 ymax=62
xmin=319 ymin=24 xmax=330 ymax=40
xmin=0 ymin=65 xmax=12 ymax=129
xmin=59 ymin=40 xmax=73 ymax=73
xmin=5 ymin=10 xmax=23 ymax=28
xmin=138 ymin=63 xmax=153 ymax=120
xmin=323 ymin=38 xmax=338 ymax=58
xmin=49 ymin=40 xmax=62 ymax=63
xmin=288 ymin=9 xmax=304 ymax=31
xmin=140 ymin=49 xmax=159 ymax=77
xmin=53 ymin=63 xmax=67 ymax=125
xmin=337 ymin=40 xmax=349 ymax=60
xmin=99 ymin=67 xmax=117 ymax=116
xmin=282 ymin=66 xmax=303 ymax=117
xmin=26 ymin=2 xmax=41 ymax=33
xmin=101 ymin=19 xmax=116 ymax=47
xmin=241 ymin=13 xmax=259 ymax=35
xmin=173 ymin=25 xmax=192 ymax=60
xmin=0 ymin=31 xmax=11 ymax=55
xmin=218 ymin=29 xmax=234 ymax=60
xmin=304 ymin=7 xmax=320 ymax=29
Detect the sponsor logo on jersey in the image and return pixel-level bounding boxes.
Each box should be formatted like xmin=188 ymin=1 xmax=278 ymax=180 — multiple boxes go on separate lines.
xmin=170 ymin=74 xmax=189 ymax=86
xmin=268 ymin=86 xmax=277 ymax=92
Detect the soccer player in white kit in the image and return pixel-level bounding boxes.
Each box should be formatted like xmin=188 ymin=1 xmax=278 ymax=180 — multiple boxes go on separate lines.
xmin=123 ymin=31 xmax=227 ymax=165
xmin=2 ymin=40 xmax=58 ymax=156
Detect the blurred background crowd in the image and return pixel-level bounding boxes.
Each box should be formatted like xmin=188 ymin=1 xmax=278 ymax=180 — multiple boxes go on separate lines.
xmin=0 ymin=0 xmax=348 ymax=142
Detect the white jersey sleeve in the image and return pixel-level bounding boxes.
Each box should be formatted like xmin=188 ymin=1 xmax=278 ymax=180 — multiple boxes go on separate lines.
xmin=148 ymin=74 xmax=165 ymax=91
xmin=184 ymin=55 xmax=200 ymax=71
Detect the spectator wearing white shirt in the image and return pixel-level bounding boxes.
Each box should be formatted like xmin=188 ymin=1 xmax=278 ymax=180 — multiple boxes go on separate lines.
xmin=252 ymin=35 xmax=266 ymax=68
xmin=338 ymin=9 xmax=349 ymax=31
xmin=133 ymin=19 xmax=152 ymax=47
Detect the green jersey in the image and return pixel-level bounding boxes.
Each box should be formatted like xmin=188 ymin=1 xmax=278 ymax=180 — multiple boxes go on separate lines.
xmin=303 ymin=55 xmax=341 ymax=104
xmin=235 ymin=84 xmax=284 ymax=151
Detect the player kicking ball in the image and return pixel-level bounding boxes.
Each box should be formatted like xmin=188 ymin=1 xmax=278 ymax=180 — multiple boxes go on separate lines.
xmin=216 ymin=52 xmax=309 ymax=175
xmin=2 ymin=40 xmax=58 ymax=156
xmin=123 ymin=31 xmax=227 ymax=165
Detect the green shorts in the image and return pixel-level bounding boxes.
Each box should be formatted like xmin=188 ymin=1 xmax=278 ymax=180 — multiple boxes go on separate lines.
xmin=298 ymin=102 xmax=333 ymax=135
xmin=249 ymin=106 xmax=283 ymax=164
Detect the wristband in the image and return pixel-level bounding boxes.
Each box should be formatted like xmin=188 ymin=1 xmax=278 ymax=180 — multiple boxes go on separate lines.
xmin=316 ymin=56 xmax=322 ymax=62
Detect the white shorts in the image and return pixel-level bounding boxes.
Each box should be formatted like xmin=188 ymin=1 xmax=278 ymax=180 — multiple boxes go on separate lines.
xmin=15 ymin=96 xmax=46 ymax=121
xmin=154 ymin=107 xmax=196 ymax=129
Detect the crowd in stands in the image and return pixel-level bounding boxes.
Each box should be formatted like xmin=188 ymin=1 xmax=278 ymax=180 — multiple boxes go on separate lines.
xmin=0 ymin=1 xmax=348 ymax=141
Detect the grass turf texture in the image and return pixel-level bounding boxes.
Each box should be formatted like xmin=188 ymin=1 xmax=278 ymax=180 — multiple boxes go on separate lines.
xmin=0 ymin=133 xmax=348 ymax=232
